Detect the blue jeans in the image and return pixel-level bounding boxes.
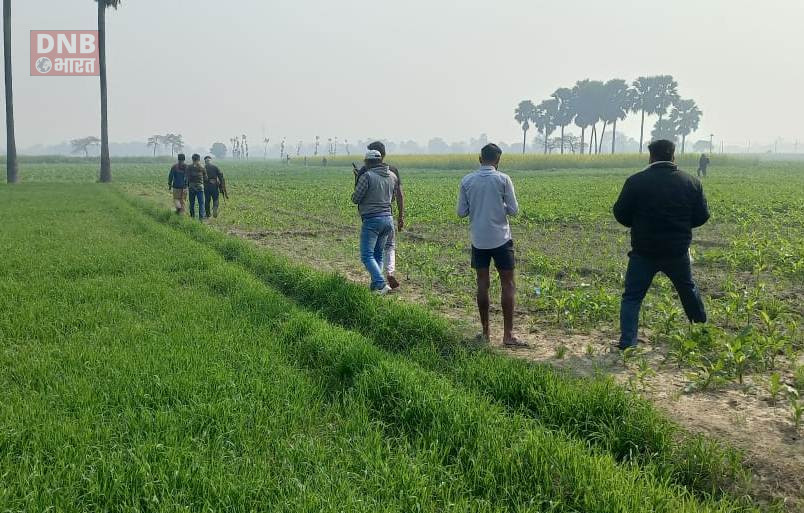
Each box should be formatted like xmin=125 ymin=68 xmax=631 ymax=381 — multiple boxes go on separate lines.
xmin=619 ymin=252 xmax=706 ymax=348
xmin=360 ymin=216 xmax=394 ymax=290
xmin=189 ymin=189 xmax=205 ymax=220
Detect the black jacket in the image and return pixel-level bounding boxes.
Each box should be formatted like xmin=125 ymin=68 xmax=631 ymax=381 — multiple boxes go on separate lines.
xmin=613 ymin=162 xmax=710 ymax=258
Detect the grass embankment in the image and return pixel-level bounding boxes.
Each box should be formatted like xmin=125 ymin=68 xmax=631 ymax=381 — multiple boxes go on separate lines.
xmin=130 ymin=194 xmax=752 ymax=500
xmin=0 ymin=184 xmax=762 ymax=512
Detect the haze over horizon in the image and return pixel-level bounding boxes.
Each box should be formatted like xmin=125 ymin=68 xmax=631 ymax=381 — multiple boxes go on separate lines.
xmin=3 ymin=0 xmax=803 ymax=152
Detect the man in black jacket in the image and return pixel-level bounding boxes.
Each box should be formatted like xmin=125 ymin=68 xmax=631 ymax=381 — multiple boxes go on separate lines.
xmin=203 ymin=156 xmax=227 ymax=218
xmin=613 ymin=139 xmax=710 ymax=349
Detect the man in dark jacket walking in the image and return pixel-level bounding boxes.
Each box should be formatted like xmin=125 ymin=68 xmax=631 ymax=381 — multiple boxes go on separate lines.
xmin=697 ymin=153 xmax=710 ymax=178
xmin=203 ymin=155 xmax=226 ymax=219
xmin=613 ymin=139 xmax=710 ymax=349
xmin=168 ymin=153 xmax=188 ymax=214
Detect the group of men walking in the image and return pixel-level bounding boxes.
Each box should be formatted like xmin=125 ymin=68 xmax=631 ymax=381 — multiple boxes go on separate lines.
xmin=351 ymin=139 xmax=710 ymax=350
xmin=168 ymin=153 xmax=227 ymax=220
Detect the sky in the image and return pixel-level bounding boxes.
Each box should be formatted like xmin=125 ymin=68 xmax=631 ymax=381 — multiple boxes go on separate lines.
xmin=3 ymin=0 xmax=804 ymax=151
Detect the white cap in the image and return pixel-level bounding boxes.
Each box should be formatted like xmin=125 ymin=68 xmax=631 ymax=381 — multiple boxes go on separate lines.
xmin=364 ymin=149 xmax=382 ymax=160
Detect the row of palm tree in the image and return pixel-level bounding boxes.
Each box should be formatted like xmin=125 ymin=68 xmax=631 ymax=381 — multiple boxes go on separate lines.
xmin=3 ymin=0 xmax=120 ymax=183
xmin=147 ymin=133 xmax=185 ymax=156
xmin=515 ymin=75 xmax=703 ymax=155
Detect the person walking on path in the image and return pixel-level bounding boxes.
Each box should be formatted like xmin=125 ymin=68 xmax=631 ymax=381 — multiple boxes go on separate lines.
xmin=457 ymin=143 xmax=524 ymax=347
xmin=697 ymin=153 xmax=710 ymax=178
xmin=186 ymin=154 xmax=208 ymax=221
xmin=168 ymin=153 xmax=189 ymax=214
xmin=352 ymin=149 xmax=399 ymax=295
xmin=613 ymin=139 xmax=710 ymax=350
xmin=354 ymin=141 xmax=405 ymax=289
xmin=203 ymin=155 xmax=227 ymax=219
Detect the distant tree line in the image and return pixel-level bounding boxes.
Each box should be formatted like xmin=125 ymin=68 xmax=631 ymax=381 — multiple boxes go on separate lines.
xmin=146 ymin=133 xmax=185 ymax=156
xmin=515 ymin=75 xmax=703 ymax=155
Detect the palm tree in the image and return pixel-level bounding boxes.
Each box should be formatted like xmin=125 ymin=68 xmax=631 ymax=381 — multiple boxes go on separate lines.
xmin=551 ymin=87 xmax=575 ymax=154
xmin=650 ymin=119 xmax=678 ymax=143
xmin=96 ymin=0 xmax=122 ymax=183
xmin=514 ymin=100 xmax=536 ymax=154
xmin=600 ymin=79 xmax=630 ymax=154
xmin=147 ymin=135 xmax=162 ymax=156
xmin=652 ymin=75 xmax=679 ymax=121
xmin=670 ymin=99 xmax=702 ymax=154
xmin=3 ymin=0 xmax=17 ymax=183
xmin=629 ymin=76 xmax=655 ymax=154
xmin=533 ymin=98 xmax=558 ymax=154
xmin=570 ymin=80 xmax=602 ymax=155
xmin=630 ymin=75 xmax=680 ymax=153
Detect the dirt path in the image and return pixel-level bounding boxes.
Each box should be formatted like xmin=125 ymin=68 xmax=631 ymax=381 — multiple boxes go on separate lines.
xmin=224 ymin=224 xmax=803 ymax=510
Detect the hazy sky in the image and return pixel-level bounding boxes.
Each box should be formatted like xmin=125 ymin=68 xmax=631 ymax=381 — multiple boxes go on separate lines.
xmin=3 ymin=0 xmax=803 ymax=150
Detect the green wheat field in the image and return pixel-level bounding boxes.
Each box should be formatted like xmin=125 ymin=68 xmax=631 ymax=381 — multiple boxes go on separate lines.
xmin=1 ymin=155 xmax=802 ymax=512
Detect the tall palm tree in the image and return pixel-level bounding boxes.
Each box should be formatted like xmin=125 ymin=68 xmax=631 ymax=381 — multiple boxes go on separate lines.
xmin=629 ymin=76 xmax=654 ymax=154
xmin=600 ymin=79 xmax=630 ymax=154
xmin=96 ymin=0 xmax=122 ymax=183
xmin=630 ymin=75 xmax=680 ymax=153
xmin=652 ymin=75 xmax=679 ymax=121
xmin=670 ymin=98 xmax=702 ymax=154
xmin=551 ymin=87 xmax=575 ymax=154
xmin=514 ymin=100 xmax=536 ymax=154
xmin=533 ymin=98 xmax=558 ymax=154
xmin=570 ymin=80 xmax=602 ymax=155
xmin=3 ymin=0 xmax=17 ymax=183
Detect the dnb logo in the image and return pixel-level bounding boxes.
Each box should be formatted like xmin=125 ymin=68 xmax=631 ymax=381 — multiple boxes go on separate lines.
xmin=30 ymin=31 xmax=99 ymax=76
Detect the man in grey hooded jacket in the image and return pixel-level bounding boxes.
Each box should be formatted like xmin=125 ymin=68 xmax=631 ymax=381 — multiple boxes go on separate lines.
xmin=352 ymin=149 xmax=399 ymax=294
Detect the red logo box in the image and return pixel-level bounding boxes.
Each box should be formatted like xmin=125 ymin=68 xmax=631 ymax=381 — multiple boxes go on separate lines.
xmin=30 ymin=30 xmax=99 ymax=76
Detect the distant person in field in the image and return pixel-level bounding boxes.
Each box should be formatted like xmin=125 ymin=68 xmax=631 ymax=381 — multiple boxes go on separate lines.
xmin=203 ymin=155 xmax=227 ymax=219
xmin=613 ymin=139 xmax=710 ymax=350
xmin=351 ymin=149 xmax=399 ymax=295
xmin=697 ymin=153 xmax=710 ymax=178
xmin=354 ymin=141 xmax=405 ymax=289
xmin=186 ymin=154 xmax=208 ymax=221
xmin=168 ymin=153 xmax=189 ymax=214
xmin=457 ymin=143 xmax=524 ymax=347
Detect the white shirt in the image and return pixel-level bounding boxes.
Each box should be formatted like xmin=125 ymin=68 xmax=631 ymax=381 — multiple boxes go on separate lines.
xmin=456 ymin=166 xmax=519 ymax=249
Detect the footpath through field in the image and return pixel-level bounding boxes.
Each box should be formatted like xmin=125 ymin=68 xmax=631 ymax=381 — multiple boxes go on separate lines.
xmin=0 ymin=183 xmax=784 ymax=512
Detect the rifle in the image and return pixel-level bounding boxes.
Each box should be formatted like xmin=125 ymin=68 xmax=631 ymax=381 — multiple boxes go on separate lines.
xmin=220 ymin=178 xmax=229 ymax=200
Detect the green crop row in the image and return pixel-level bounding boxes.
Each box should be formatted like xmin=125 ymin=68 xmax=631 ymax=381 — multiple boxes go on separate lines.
xmin=0 ymin=183 xmax=763 ymax=511
xmin=320 ymin=153 xmax=763 ymax=171
xmin=127 ymin=191 xmax=752 ymax=500
xmin=114 ymin=189 xmax=760 ymax=512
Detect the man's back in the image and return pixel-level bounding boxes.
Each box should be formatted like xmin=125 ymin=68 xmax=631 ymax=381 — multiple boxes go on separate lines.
xmin=614 ymin=162 xmax=709 ymax=258
xmin=352 ymin=164 xmax=398 ymax=219
xmin=205 ymin=164 xmax=223 ymax=184
xmin=457 ymin=166 xmax=518 ymax=250
xmin=169 ymin=163 xmax=187 ymax=188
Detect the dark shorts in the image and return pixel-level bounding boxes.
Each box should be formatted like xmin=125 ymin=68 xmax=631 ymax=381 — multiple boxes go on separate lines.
xmin=471 ymin=240 xmax=515 ymax=270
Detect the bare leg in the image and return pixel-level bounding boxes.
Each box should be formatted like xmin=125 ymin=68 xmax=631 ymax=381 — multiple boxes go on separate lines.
xmin=499 ymin=269 xmax=516 ymax=342
xmin=475 ymin=268 xmax=491 ymax=339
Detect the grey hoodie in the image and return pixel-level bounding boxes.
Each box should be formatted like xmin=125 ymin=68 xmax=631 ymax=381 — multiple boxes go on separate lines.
xmin=351 ymin=164 xmax=398 ymax=219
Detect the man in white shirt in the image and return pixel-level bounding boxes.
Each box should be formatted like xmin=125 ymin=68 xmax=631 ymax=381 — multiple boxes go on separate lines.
xmin=457 ymin=143 xmax=525 ymax=347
